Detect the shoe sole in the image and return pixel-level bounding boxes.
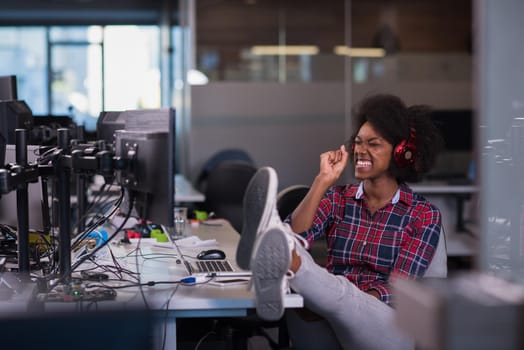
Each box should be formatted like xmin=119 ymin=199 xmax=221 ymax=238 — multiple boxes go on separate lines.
xmin=252 ymin=227 xmax=290 ymax=321
xmin=236 ymin=167 xmax=277 ymax=270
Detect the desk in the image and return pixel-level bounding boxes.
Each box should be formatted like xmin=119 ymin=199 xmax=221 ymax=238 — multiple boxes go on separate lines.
xmin=410 ymin=181 xmax=478 ymax=257
xmin=51 ymin=219 xmax=302 ymax=349
xmin=410 ymin=181 xmax=477 ymax=195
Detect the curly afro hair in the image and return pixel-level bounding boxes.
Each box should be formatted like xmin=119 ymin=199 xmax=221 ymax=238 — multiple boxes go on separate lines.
xmin=348 ymin=94 xmax=443 ymax=183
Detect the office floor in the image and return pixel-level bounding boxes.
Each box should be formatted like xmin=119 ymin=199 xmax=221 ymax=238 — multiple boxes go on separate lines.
xmin=176 ymin=319 xmax=288 ymax=350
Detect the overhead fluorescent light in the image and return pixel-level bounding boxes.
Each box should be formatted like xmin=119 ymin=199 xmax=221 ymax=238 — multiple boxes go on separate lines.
xmin=334 ymin=46 xmax=386 ymax=58
xmin=251 ymin=45 xmax=319 ymax=56
xmin=187 ymin=69 xmax=209 ymax=85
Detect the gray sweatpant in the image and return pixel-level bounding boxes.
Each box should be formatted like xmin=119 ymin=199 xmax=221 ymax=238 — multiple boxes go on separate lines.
xmin=287 ymin=243 xmax=415 ymax=350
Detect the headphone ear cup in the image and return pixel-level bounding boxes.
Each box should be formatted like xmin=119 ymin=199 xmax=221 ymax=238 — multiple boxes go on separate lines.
xmin=394 ymin=139 xmax=417 ymax=167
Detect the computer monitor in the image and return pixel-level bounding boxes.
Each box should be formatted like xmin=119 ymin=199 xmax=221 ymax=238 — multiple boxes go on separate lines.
xmin=0 ymin=75 xmax=17 ymax=101
xmin=96 ymin=111 xmax=125 ymax=148
xmin=114 ymin=108 xmax=175 ymax=227
xmin=431 ymin=109 xmax=473 ymax=152
xmin=0 ymin=101 xmax=34 ymax=167
xmin=0 ymin=100 xmax=34 ymax=146
xmin=0 ymin=145 xmax=48 ymax=232
xmin=426 ymin=109 xmax=474 ymax=180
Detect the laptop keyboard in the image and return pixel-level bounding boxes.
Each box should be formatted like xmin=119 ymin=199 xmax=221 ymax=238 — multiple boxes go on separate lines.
xmin=195 ymin=260 xmax=234 ymax=273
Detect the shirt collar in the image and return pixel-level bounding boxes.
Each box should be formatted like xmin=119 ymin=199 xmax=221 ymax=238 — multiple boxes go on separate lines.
xmin=354 ymin=181 xmax=402 ymax=205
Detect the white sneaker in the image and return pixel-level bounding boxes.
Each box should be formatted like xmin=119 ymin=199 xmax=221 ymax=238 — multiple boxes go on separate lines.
xmin=251 ymin=225 xmax=309 ymax=321
xmin=236 ymin=166 xmax=279 ymax=270
xmin=236 ymin=166 xmax=310 ymax=270
xmin=251 ymin=226 xmax=291 ymax=321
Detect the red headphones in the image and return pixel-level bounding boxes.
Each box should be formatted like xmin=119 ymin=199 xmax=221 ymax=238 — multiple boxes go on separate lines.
xmin=393 ymin=124 xmax=417 ymax=168
xmin=350 ymin=121 xmax=417 ymax=168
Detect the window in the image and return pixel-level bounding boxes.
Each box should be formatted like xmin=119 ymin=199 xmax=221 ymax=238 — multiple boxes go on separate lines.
xmin=0 ymin=25 xmax=161 ymax=132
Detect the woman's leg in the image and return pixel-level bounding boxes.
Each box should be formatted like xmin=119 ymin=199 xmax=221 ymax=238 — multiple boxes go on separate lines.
xmin=289 ymin=242 xmax=414 ymax=350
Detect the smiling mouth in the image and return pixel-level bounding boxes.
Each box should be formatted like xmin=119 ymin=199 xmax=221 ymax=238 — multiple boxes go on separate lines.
xmin=355 ymin=160 xmax=372 ymax=168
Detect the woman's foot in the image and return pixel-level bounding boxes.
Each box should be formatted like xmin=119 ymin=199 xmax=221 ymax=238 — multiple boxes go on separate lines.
xmin=236 ymin=166 xmax=279 ymax=270
xmin=251 ymin=227 xmax=291 ymax=321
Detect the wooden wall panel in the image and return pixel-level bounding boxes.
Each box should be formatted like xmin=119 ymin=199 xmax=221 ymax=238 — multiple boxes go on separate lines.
xmin=197 ymin=0 xmax=471 ymax=53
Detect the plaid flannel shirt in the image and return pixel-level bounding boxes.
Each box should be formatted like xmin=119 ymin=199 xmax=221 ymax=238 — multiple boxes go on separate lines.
xmin=293 ymin=182 xmax=441 ymax=305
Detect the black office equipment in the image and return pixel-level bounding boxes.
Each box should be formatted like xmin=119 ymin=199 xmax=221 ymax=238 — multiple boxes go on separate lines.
xmin=0 ymin=145 xmax=48 ymax=232
xmin=0 ymin=101 xmax=34 ymax=167
xmin=0 ymin=130 xmax=46 ymax=272
xmin=431 ymin=109 xmax=473 ymax=152
xmin=423 ymin=109 xmax=474 ymax=182
xmin=96 ymin=110 xmax=125 ymax=147
xmin=31 ymin=115 xmax=77 ymax=145
xmin=0 ymin=75 xmax=17 ymax=101
xmin=0 ymin=101 xmax=34 ymax=145
xmin=115 ymin=108 xmax=176 ymax=227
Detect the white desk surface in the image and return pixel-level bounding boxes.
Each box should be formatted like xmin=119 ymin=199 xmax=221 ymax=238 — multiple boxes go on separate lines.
xmin=52 ymin=219 xmax=302 ymax=349
xmin=409 ymin=181 xmax=478 ymax=194
xmin=70 ymin=220 xmax=302 ymax=310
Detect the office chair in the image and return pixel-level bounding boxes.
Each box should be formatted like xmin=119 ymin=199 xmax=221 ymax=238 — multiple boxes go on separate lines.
xmin=276 ymin=184 xmax=310 ymax=221
xmin=276 ymin=184 xmax=329 ymax=267
xmin=423 ymin=228 xmax=448 ymax=278
xmin=202 ymin=161 xmax=257 ymax=232
xmin=196 ymin=148 xmax=255 ymax=192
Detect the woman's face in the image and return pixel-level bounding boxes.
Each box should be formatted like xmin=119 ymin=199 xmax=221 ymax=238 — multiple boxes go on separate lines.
xmin=353 ymin=121 xmax=394 ymax=180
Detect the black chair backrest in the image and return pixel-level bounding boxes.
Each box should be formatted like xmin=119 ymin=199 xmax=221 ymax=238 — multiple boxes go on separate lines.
xmin=197 ymin=149 xmax=254 ymax=191
xmin=276 ymin=185 xmax=310 ymax=220
xmin=203 ymin=161 xmax=257 ymax=232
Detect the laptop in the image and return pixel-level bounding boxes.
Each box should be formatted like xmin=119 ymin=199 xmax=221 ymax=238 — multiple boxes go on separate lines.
xmin=169 ymin=236 xmax=251 ymax=278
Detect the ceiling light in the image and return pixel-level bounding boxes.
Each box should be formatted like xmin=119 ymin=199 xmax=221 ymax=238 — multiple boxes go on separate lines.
xmin=250 ymin=45 xmax=319 ymax=56
xmin=334 ymin=46 xmax=386 ymax=58
xmin=187 ymin=69 xmax=209 ymax=85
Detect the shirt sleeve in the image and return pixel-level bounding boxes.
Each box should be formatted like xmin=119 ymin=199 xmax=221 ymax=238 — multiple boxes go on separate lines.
xmin=393 ymin=202 xmax=442 ymax=278
xmin=287 ymin=187 xmax=339 ymax=244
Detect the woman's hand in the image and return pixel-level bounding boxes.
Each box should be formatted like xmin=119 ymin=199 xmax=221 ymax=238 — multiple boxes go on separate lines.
xmin=291 ymin=144 xmax=349 ymax=233
xmin=318 ymin=144 xmax=349 ymax=185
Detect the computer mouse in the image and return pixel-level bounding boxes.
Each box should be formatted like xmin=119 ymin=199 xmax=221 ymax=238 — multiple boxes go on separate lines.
xmin=197 ymin=249 xmax=226 ymax=260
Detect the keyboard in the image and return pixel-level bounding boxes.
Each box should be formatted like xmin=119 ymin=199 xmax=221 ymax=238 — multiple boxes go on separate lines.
xmin=185 ymin=260 xmax=234 ymax=274
xmin=197 ymin=260 xmax=234 ymax=273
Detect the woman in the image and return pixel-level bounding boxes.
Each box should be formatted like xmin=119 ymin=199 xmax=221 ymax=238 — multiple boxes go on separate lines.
xmin=237 ymin=93 xmax=444 ymax=350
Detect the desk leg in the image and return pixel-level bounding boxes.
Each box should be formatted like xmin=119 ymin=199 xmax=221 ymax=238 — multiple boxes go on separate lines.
xmin=153 ymin=312 xmax=177 ymax=350
xmin=455 ymin=195 xmax=473 ymax=233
